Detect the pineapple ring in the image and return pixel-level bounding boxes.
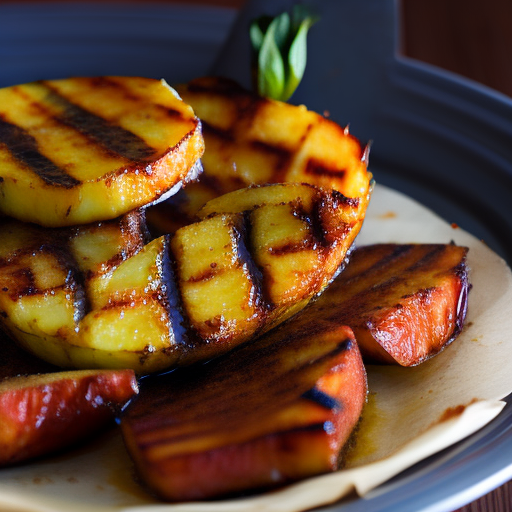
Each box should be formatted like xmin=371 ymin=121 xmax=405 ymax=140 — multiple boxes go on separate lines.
xmin=0 ymin=76 xmax=204 ymax=227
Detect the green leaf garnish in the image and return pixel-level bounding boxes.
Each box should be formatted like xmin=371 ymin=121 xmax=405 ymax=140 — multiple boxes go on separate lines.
xmin=250 ymin=5 xmax=318 ymax=102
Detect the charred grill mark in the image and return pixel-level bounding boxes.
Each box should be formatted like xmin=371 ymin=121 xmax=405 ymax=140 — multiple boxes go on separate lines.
xmin=302 ymin=387 xmax=341 ymax=411
xmin=121 ymin=209 xmax=151 ymax=246
xmin=250 ymin=140 xmax=292 ymax=182
xmin=330 ymin=245 xmax=471 ymax=327
xmin=201 ymin=121 xmax=235 ymax=142
xmin=69 ymin=76 xmax=188 ymax=124
xmin=182 ymin=213 xmax=266 ymax=312
xmin=406 ymin=245 xmax=448 ymax=273
xmin=267 ymin=238 xmax=314 ymax=256
xmin=9 ymin=267 xmax=37 ymax=297
xmin=310 ymin=196 xmax=329 ymax=248
xmin=42 ymin=243 xmax=87 ymax=323
xmin=136 ymin=419 xmax=328 ymax=453
xmin=87 ymin=76 xmax=141 ymax=100
xmin=185 ymin=264 xmax=225 ymax=284
xmin=126 ymin=330 xmax=354 ymax=443
xmin=331 ymin=190 xmax=360 ymax=209
xmin=309 ymin=191 xmax=355 ymax=249
xmin=1 ymin=235 xmax=87 ymax=320
xmin=0 ymin=117 xmax=81 ymax=188
xmin=305 ymin=158 xmax=347 ymax=179
xmin=241 ymin=210 xmax=277 ymax=310
xmin=237 ymin=212 xmax=265 ymax=312
xmin=163 ymin=237 xmax=203 ymax=352
xmin=355 ymin=245 xmax=416 ymax=277
xmin=40 ymin=82 xmax=158 ymax=162
xmin=160 ymin=106 xmax=187 ymax=122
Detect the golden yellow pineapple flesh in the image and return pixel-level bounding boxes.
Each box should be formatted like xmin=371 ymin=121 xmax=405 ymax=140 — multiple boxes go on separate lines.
xmin=0 ymin=76 xmax=204 ymax=227
xmin=146 ymin=76 xmax=371 ymax=234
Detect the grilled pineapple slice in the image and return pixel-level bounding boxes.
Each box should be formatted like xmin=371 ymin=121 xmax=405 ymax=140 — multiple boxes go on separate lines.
xmin=0 ymin=76 xmax=204 ymax=227
xmin=0 ymin=183 xmax=369 ymax=373
xmin=0 ymin=211 xmax=154 ymax=371
xmin=121 ymin=324 xmax=367 ymax=501
xmin=323 ymin=243 xmax=470 ymax=366
xmin=146 ymin=76 xmax=370 ymax=234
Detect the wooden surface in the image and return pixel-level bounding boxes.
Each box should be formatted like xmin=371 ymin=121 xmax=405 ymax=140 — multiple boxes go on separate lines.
xmin=0 ymin=0 xmax=510 ymax=510
xmin=401 ymin=4 xmax=511 ymax=509
xmin=401 ymin=0 xmax=512 ymax=99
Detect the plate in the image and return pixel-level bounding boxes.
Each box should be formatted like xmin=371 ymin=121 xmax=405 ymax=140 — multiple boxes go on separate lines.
xmin=2 ymin=1 xmax=512 ymax=511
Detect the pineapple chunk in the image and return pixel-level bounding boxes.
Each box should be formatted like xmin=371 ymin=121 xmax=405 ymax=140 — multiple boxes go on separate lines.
xmin=146 ymin=76 xmax=370 ymax=235
xmin=0 ymin=76 xmax=204 ymax=227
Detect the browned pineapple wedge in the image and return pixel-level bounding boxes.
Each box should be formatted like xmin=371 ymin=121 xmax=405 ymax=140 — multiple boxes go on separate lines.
xmin=121 ymin=322 xmax=367 ymax=501
xmin=0 ymin=369 xmax=138 ymax=466
xmin=146 ymin=76 xmax=370 ymax=234
xmin=308 ymin=243 xmax=470 ymax=366
xmin=0 ymin=76 xmax=204 ymax=227
xmin=0 ymin=183 xmax=369 ymax=374
xmin=0 ymin=325 xmax=58 ymax=379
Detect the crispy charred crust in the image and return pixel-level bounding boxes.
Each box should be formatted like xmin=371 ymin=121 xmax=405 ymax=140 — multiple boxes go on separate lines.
xmin=318 ymin=190 xmax=357 ymax=244
xmin=305 ymin=158 xmax=347 ymax=179
xmin=121 ymin=313 xmax=366 ymax=500
xmin=41 ymin=85 xmax=158 ymax=162
xmin=1 ymin=243 xmax=85 ymax=316
xmin=0 ymin=211 xmax=150 ymax=322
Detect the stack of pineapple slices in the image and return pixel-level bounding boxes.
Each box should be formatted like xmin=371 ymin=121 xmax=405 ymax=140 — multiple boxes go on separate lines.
xmin=0 ymin=76 xmax=471 ymax=501
xmin=0 ymin=76 xmax=372 ymax=375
